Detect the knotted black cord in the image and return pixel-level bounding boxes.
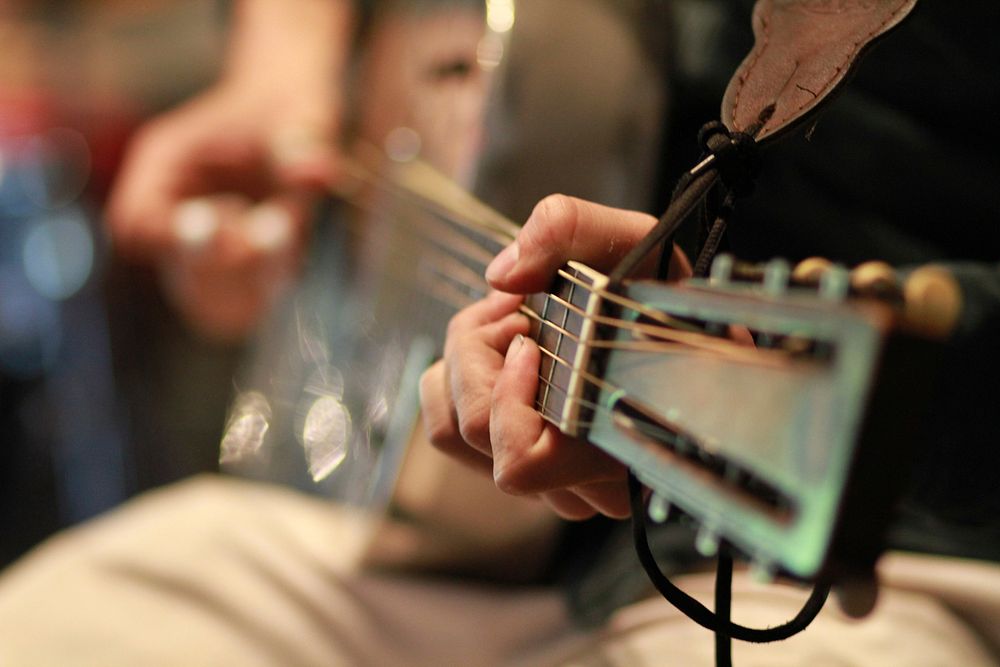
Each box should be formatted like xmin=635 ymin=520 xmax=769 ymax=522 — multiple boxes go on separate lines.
xmin=608 ymin=106 xmax=833 ymax=666
xmin=628 ymin=473 xmax=832 ymax=644
xmin=692 ymin=190 xmax=737 ymax=278
xmin=614 ymin=106 xmax=773 ymax=289
xmin=715 ymin=550 xmax=734 ymax=667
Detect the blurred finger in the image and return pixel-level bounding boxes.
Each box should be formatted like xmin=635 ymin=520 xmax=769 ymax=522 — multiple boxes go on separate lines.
xmin=491 ymin=336 xmax=626 ymax=495
xmin=485 ymin=194 xmax=659 ymax=292
xmin=448 ymin=312 xmax=530 ymax=455
xmin=541 ymin=490 xmax=599 ymax=521
xmin=418 ymin=361 xmax=493 ymax=475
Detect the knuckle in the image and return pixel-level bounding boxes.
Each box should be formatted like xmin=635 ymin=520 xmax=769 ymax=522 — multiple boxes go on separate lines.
xmin=456 ymin=396 xmax=491 ymax=449
xmin=493 ymin=469 xmax=527 ymax=496
xmin=525 ymin=194 xmax=579 ymax=255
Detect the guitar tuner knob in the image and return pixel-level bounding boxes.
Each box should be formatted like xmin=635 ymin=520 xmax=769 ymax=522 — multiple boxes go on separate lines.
xmin=709 ymin=253 xmax=734 ymax=285
xmin=749 ymin=559 xmax=777 ymax=584
xmin=850 ymin=260 xmax=899 ymax=298
xmin=695 ymin=526 xmax=720 ymax=557
xmin=763 ymin=258 xmax=791 ymax=295
xmin=792 ymin=256 xmax=834 ymax=283
xmin=647 ymin=493 xmax=671 ymax=523
xmin=819 ymin=264 xmax=851 ymax=301
xmin=903 ymin=265 xmax=962 ymax=338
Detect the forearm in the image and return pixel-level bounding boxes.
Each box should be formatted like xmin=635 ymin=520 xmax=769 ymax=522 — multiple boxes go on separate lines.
xmin=224 ymin=0 xmax=355 ymax=105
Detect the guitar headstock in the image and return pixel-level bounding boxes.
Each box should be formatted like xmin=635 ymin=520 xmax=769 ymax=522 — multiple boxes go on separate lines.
xmin=532 ymin=255 xmax=956 ymax=586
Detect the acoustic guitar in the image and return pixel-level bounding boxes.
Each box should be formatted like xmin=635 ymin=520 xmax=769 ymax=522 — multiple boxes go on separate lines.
xmin=218 ymin=0 xmax=670 ymax=581
xmin=218 ymin=0 xmax=946 ymax=589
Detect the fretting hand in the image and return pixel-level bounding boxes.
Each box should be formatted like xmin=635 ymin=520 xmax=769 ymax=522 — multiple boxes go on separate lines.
xmin=419 ymin=194 xmax=691 ymax=520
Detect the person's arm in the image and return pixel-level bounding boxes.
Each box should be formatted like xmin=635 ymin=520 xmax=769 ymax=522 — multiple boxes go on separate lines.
xmin=106 ymin=0 xmax=356 ymax=340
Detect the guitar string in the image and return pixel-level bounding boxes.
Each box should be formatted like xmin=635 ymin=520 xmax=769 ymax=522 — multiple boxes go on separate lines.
xmin=523 ymin=292 xmax=796 ymax=369
xmin=344 ymin=206 xmax=770 ymax=365
xmin=332 ymin=156 xmax=796 ymax=428
xmin=337 ymin=154 xmax=726 ymax=337
xmin=335 ymin=156 xmax=766 ymax=358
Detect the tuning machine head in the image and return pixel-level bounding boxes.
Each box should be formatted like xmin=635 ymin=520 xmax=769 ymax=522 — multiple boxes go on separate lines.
xmin=762 ymin=258 xmax=791 ymax=295
xmin=709 ymin=253 xmax=734 ymax=285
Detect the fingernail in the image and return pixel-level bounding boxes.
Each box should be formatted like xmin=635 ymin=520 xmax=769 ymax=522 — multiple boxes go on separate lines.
xmin=486 ymin=242 xmax=519 ymax=283
xmin=243 ymin=203 xmax=292 ymax=252
xmin=504 ymin=334 xmax=525 ymax=365
xmin=173 ymin=198 xmax=219 ymax=250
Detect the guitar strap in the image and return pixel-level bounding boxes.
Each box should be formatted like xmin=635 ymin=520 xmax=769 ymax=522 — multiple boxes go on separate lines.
xmin=722 ymin=0 xmax=920 ymax=144
xmin=613 ymin=0 xmax=921 ymax=288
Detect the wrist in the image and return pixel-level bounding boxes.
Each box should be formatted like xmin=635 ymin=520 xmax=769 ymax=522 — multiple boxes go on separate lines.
xmin=223 ymin=0 xmax=354 ymax=103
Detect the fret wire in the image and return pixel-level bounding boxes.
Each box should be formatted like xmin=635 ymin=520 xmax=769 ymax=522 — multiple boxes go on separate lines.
xmin=536 ymin=344 xmax=621 ymax=397
xmin=539 ymin=285 xmax=556 ymax=412
xmin=535 ymin=407 xmax=594 ymax=432
xmin=536 ymin=374 xmax=604 ymax=412
xmin=519 ymin=305 xmax=583 ymax=344
xmin=554 ymin=268 xmax=704 ymax=334
xmin=550 ymin=273 xmax=574 ymax=414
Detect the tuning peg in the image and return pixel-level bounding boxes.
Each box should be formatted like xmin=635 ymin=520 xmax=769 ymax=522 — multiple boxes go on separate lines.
xmin=792 ymin=257 xmax=850 ymax=300
xmin=709 ymin=253 xmax=734 ymax=285
xmin=763 ymin=258 xmax=791 ymax=295
xmin=695 ymin=525 xmax=720 ymax=557
xmin=902 ymin=265 xmax=962 ymax=338
xmin=819 ymin=265 xmax=850 ymax=301
xmin=647 ymin=493 xmax=671 ymax=523
xmin=749 ymin=558 xmax=777 ymax=584
xmin=791 ymin=256 xmax=833 ymax=283
xmin=850 ymin=261 xmax=900 ymax=299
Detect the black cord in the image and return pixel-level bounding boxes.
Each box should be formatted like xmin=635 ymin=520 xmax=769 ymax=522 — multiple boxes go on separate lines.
xmin=628 ymin=472 xmax=831 ymax=645
xmin=616 ymin=108 xmax=827 ymax=663
xmin=715 ymin=551 xmax=734 ymax=667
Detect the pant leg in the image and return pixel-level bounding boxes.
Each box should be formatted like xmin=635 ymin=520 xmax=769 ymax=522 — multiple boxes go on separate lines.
xmin=3 ymin=475 xmax=996 ymax=666
xmin=557 ymin=562 xmax=1000 ymax=667
xmin=0 ymin=475 xmax=581 ymax=667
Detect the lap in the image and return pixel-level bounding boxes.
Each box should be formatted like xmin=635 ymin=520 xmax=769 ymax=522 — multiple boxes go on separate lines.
xmin=1 ymin=475 xmax=996 ymax=666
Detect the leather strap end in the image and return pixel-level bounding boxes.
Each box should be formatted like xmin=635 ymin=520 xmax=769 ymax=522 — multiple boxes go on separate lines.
xmin=721 ymin=0 xmax=919 ymax=143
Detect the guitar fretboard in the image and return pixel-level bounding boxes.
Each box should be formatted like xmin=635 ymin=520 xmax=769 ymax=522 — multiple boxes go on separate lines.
xmin=523 ymin=262 xmax=609 ymax=438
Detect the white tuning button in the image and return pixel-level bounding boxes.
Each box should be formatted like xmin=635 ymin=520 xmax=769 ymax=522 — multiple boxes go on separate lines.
xmin=763 ymin=258 xmax=791 ymax=295
xmin=695 ymin=526 xmax=720 ymax=557
xmin=709 ymin=253 xmax=734 ymax=285
xmin=749 ymin=559 xmax=777 ymax=584
xmin=819 ymin=264 xmax=851 ymax=301
xmin=647 ymin=493 xmax=671 ymax=523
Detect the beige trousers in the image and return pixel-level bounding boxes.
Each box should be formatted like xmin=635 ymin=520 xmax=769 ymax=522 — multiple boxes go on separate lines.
xmin=0 ymin=475 xmax=997 ymax=667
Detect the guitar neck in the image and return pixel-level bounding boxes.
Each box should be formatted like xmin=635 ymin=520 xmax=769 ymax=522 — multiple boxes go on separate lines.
xmin=523 ymin=260 xmax=937 ymax=584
